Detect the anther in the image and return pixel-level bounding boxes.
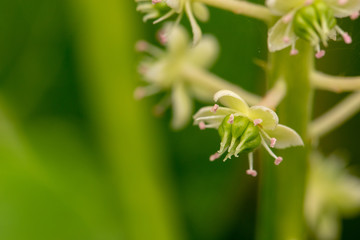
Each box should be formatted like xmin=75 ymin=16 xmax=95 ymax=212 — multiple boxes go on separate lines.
xmin=338 ymin=0 xmax=348 ymax=5
xmin=283 ymin=36 xmax=290 ymax=44
xmin=351 ymin=11 xmax=360 ymax=20
xmin=315 ymin=50 xmax=326 ymax=59
xmin=275 ymin=157 xmax=283 ymax=165
xmin=228 ymin=114 xmax=234 ymax=124
xmin=270 ymin=138 xmax=277 ymax=148
xmin=152 ymin=0 xmax=162 ymax=4
xmin=199 ymin=121 xmax=206 ymax=130
xmin=290 ymin=48 xmax=299 ymax=56
xmin=304 ymin=0 xmax=314 ymax=6
xmin=211 ymin=104 xmax=219 ymax=113
xmin=282 ymin=13 xmax=293 ymax=23
xmin=134 ymin=87 xmax=146 ymax=100
xmin=135 ymin=40 xmax=148 ymax=52
xmin=209 ymin=152 xmax=220 ymax=161
xmin=253 ymin=119 xmax=263 ymax=126
xmin=342 ymin=33 xmax=352 ymax=44
xmin=157 ymin=30 xmax=167 ymax=45
xmin=246 ymin=169 xmax=257 ymax=177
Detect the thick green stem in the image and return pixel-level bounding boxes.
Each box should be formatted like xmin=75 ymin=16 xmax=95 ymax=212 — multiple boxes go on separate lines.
xmin=257 ymin=41 xmax=313 ymax=240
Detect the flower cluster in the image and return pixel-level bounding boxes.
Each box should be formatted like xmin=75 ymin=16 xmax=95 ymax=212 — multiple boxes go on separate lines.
xmin=135 ymin=0 xmax=210 ymax=44
xmin=305 ymin=152 xmax=360 ymax=240
xmin=135 ymin=24 xmax=219 ymax=129
xmin=267 ymin=0 xmax=360 ymax=58
xmin=193 ymin=90 xmax=304 ymax=176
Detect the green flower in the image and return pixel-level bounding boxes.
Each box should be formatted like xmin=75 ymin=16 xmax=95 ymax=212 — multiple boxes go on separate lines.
xmin=135 ymin=24 xmax=219 ymax=129
xmin=135 ymin=0 xmax=210 ymax=44
xmin=305 ymin=152 xmax=360 ymax=240
xmin=267 ymin=0 xmax=360 ymax=58
xmin=193 ymin=90 xmax=304 ymax=177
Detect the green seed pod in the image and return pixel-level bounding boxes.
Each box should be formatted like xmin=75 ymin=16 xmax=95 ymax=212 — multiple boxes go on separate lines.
xmin=228 ymin=116 xmax=250 ymax=152
xmin=293 ymin=1 xmax=336 ymax=44
xmin=218 ymin=115 xmax=233 ymax=154
xmin=234 ymin=121 xmax=261 ymax=156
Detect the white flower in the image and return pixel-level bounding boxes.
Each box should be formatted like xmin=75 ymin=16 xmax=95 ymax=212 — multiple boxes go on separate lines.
xmin=135 ymin=24 xmax=219 ymax=129
xmin=135 ymin=0 xmax=210 ymax=45
xmin=305 ymin=152 xmax=360 ymax=240
xmin=266 ymin=0 xmax=360 ymax=58
xmin=193 ymin=90 xmax=304 ymax=177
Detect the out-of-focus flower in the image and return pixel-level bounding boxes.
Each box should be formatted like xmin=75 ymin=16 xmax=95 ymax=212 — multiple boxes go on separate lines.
xmin=266 ymin=0 xmax=360 ymax=58
xmin=193 ymin=90 xmax=303 ymax=176
xmin=135 ymin=24 xmax=219 ymax=129
xmin=135 ymin=0 xmax=210 ymax=44
xmin=305 ymin=151 xmax=360 ymax=240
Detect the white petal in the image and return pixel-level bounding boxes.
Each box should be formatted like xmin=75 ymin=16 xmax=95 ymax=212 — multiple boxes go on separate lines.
xmin=192 ymin=2 xmax=209 ymax=22
xmin=264 ymin=124 xmax=304 ymax=149
xmin=213 ymin=90 xmax=249 ymax=114
xmin=268 ymin=17 xmax=297 ymax=52
xmin=325 ymin=0 xmax=360 ymax=18
xmin=166 ymin=24 xmax=190 ymax=56
xmin=186 ymin=35 xmax=219 ymax=68
xmin=171 ymin=81 xmax=193 ymax=129
xmin=249 ymin=106 xmax=279 ymax=130
xmin=266 ymin=0 xmax=306 ymax=15
xmin=193 ymin=106 xmax=236 ymax=125
xmin=185 ymin=0 xmax=202 ymax=45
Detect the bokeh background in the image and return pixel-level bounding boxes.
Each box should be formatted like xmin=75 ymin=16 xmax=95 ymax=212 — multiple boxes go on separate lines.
xmin=0 ymin=0 xmax=360 ymax=239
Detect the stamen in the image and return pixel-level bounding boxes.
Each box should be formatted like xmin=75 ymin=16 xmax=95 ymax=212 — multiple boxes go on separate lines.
xmin=304 ymin=0 xmax=314 ymax=6
xmin=351 ymin=11 xmax=360 ymax=20
xmin=270 ymin=138 xmax=277 ymax=148
xmin=223 ymin=152 xmax=233 ymax=162
xmin=283 ymin=36 xmax=290 ymax=44
xmin=228 ymin=114 xmax=234 ymax=124
xmin=315 ymin=45 xmax=326 ymax=59
xmin=209 ymin=152 xmax=220 ymax=161
xmin=246 ymin=153 xmax=257 ymax=177
xmin=253 ymin=119 xmax=263 ymax=126
xmin=290 ymin=45 xmax=299 ymax=56
xmin=282 ymin=13 xmax=293 ymax=23
xmin=211 ymin=104 xmax=219 ymax=113
xmin=157 ymin=29 xmax=168 ymax=44
xmin=152 ymin=0 xmax=162 ymax=4
xmin=338 ymin=0 xmax=348 ymax=5
xmin=134 ymin=86 xmax=161 ymax=100
xmin=275 ymin=157 xmax=283 ymax=165
xmin=335 ymin=26 xmax=352 ymax=44
xmin=261 ymin=138 xmax=283 ymax=164
xmin=199 ymin=121 xmax=206 ymax=130
xmin=246 ymin=169 xmax=257 ymax=177
xmin=135 ymin=40 xmax=149 ymax=52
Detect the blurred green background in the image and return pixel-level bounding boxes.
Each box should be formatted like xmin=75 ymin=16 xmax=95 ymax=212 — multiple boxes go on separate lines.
xmin=0 ymin=0 xmax=359 ymax=239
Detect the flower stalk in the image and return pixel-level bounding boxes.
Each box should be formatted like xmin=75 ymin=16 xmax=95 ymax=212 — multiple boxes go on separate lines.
xmin=311 ymin=71 xmax=360 ymax=92
xmin=196 ymin=0 xmax=274 ymax=23
xmin=257 ymin=40 xmax=313 ymax=240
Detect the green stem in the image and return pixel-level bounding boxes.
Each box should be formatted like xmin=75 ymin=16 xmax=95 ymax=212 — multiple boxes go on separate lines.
xmin=197 ymin=0 xmax=274 ymax=23
xmin=257 ymin=41 xmax=313 ymax=240
xmin=311 ymin=71 xmax=360 ymax=92
xmin=67 ymin=1 xmax=185 ymax=240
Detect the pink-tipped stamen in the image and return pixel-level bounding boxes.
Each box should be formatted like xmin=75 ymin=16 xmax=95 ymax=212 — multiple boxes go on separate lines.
xmin=157 ymin=30 xmax=167 ymax=45
xmin=209 ymin=152 xmax=220 ymax=161
xmin=211 ymin=104 xmax=219 ymax=113
xmin=351 ymin=11 xmax=360 ymax=20
xmin=246 ymin=169 xmax=257 ymax=177
xmin=315 ymin=50 xmax=325 ymax=59
xmin=134 ymin=87 xmax=146 ymax=100
xmin=253 ymin=119 xmax=263 ymax=126
xmin=290 ymin=48 xmax=299 ymax=56
xmin=270 ymin=138 xmax=277 ymax=148
xmin=275 ymin=157 xmax=283 ymax=165
xmin=135 ymin=40 xmax=148 ymax=52
xmin=342 ymin=33 xmax=352 ymax=44
xmin=338 ymin=0 xmax=348 ymax=5
xmin=305 ymin=0 xmax=314 ymax=6
xmin=283 ymin=36 xmax=290 ymax=44
xmin=199 ymin=121 xmax=206 ymax=130
xmin=152 ymin=0 xmax=162 ymax=4
xmin=282 ymin=13 xmax=293 ymax=23
xmin=228 ymin=114 xmax=234 ymax=124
